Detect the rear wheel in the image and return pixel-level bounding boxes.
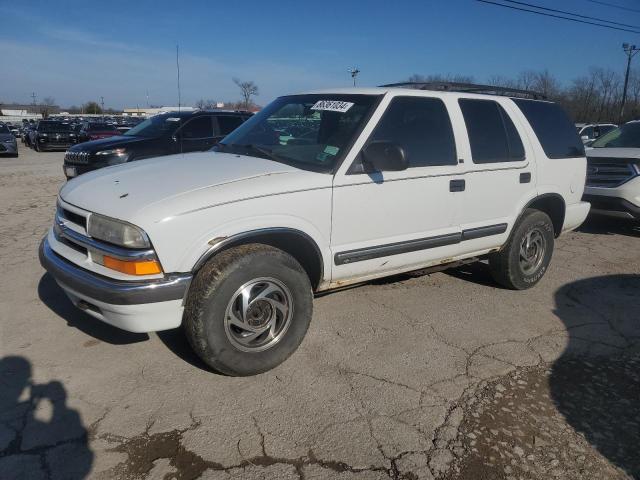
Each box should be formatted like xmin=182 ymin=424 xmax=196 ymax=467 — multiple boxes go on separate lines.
xmin=184 ymin=244 xmax=313 ymax=376
xmin=489 ymin=209 xmax=554 ymax=290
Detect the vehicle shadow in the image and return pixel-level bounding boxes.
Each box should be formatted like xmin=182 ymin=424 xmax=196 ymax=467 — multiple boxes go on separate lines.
xmin=156 ymin=329 xmax=213 ymax=373
xmin=0 ymin=355 xmax=93 ymax=478
xmin=577 ymin=215 xmax=640 ymax=238
xmin=551 ymin=274 xmax=640 ymax=477
xmin=37 ymin=273 xmax=149 ymax=345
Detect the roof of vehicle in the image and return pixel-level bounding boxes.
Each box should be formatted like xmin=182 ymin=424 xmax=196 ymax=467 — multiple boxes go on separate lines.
xmin=304 ymin=84 xmax=549 ymax=101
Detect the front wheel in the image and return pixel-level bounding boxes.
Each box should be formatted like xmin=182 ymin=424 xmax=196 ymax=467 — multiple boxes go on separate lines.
xmin=489 ymin=209 xmax=555 ymax=290
xmin=184 ymin=244 xmax=313 ymax=376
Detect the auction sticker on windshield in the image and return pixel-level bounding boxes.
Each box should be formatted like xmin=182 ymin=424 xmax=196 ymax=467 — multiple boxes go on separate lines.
xmin=311 ymin=100 xmax=354 ymax=113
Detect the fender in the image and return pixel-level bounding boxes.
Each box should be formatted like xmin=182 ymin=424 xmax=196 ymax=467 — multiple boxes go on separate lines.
xmin=191 ymin=227 xmax=326 ymax=289
xmin=516 ymin=193 xmax=566 ymax=237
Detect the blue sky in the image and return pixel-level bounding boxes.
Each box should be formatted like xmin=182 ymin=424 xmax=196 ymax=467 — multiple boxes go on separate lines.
xmin=0 ymin=0 xmax=638 ymax=108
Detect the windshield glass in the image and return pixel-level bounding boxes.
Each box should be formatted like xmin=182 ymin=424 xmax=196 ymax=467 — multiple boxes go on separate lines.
xmin=88 ymin=123 xmax=117 ymax=131
xmin=592 ymin=122 xmax=640 ymax=148
xmin=38 ymin=122 xmax=71 ymax=132
xmin=218 ymin=94 xmax=379 ymax=172
xmin=0 ymin=124 xmax=9 ymax=134
xmin=124 ymin=114 xmax=183 ymax=137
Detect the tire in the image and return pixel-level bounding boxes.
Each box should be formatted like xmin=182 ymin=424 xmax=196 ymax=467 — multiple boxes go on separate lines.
xmin=489 ymin=209 xmax=554 ymax=290
xmin=184 ymin=243 xmax=313 ymax=376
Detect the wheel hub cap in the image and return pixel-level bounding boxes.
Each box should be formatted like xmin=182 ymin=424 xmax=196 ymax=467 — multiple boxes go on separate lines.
xmin=224 ymin=278 xmax=293 ymax=353
xmin=519 ymin=228 xmax=546 ymax=275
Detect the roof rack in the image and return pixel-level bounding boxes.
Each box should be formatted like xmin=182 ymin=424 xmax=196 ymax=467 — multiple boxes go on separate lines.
xmin=378 ymin=81 xmax=547 ymax=100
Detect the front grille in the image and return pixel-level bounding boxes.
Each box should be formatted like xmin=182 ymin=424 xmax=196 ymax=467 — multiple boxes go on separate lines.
xmin=61 ymin=208 xmax=87 ymax=230
xmin=586 ymin=157 xmax=639 ymax=188
xmin=64 ymin=151 xmax=91 ymax=164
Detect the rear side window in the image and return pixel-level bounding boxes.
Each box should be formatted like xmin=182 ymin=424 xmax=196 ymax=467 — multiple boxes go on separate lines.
xmin=367 ymin=96 xmax=457 ymax=168
xmin=180 ymin=116 xmax=214 ymax=139
xmin=513 ymin=99 xmax=584 ymax=158
xmin=217 ymin=115 xmax=244 ymax=135
xmin=459 ymin=99 xmax=525 ymax=163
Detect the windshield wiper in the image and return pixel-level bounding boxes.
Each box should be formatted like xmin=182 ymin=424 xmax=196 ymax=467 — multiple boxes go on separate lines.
xmin=238 ymin=144 xmax=286 ymax=164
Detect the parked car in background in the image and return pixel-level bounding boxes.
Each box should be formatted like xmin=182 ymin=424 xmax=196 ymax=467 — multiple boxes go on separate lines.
xmin=22 ymin=123 xmax=35 ymax=147
xmin=576 ymin=123 xmax=617 ymax=144
xmin=584 ymin=121 xmax=640 ymax=221
xmin=63 ymin=110 xmax=251 ymax=178
xmin=0 ymin=123 xmax=18 ymax=157
xmin=31 ymin=121 xmax=78 ymax=152
xmin=42 ymin=84 xmax=589 ymax=375
xmin=78 ymin=122 xmax=120 ymax=143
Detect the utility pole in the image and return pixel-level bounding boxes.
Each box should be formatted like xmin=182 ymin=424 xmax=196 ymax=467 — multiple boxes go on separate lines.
xmin=620 ymin=43 xmax=640 ymax=123
xmin=348 ymin=67 xmax=360 ymax=87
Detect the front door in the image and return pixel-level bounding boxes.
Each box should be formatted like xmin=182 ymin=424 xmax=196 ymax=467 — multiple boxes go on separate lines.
xmin=331 ymin=95 xmax=466 ymax=283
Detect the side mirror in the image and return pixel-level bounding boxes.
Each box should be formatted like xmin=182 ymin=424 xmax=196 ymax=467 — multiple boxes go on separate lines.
xmin=362 ymin=141 xmax=408 ymax=172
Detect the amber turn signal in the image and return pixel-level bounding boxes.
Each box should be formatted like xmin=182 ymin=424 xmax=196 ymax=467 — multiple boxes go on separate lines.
xmin=103 ymin=256 xmax=162 ymax=275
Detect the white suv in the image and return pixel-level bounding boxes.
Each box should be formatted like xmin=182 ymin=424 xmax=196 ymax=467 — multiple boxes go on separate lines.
xmin=40 ymin=84 xmax=590 ymax=375
xmin=584 ymin=121 xmax=640 ymax=220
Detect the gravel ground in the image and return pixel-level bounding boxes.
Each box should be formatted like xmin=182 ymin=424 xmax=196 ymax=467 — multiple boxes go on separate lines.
xmin=0 ymin=144 xmax=639 ymax=479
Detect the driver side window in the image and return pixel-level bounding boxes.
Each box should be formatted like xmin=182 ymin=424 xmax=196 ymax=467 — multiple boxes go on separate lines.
xmin=364 ymin=97 xmax=457 ymax=169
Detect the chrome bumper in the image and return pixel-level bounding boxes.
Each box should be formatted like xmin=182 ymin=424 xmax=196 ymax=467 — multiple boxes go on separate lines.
xmin=39 ymin=238 xmax=192 ymax=305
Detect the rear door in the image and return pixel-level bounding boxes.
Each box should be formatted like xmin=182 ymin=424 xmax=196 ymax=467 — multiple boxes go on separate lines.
xmin=176 ymin=115 xmax=216 ymax=152
xmin=214 ymin=115 xmax=245 ymax=143
xmin=453 ymin=97 xmax=536 ymax=255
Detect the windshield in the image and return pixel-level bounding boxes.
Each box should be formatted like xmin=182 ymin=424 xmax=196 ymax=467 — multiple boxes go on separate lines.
xmin=0 ymin=124 xmax=9 ymax=134
xmin=88 ymin=123 xmax=117 ymax=131
xmin=124 ymin=114 xmax=183 ymax=137
xmin=592 ymin=122 xmax=640 ymax=148
xmin=218 ymin=94 xmax=379 ymax=172
xmin=38 ymin=122 xmax=71 ymax=132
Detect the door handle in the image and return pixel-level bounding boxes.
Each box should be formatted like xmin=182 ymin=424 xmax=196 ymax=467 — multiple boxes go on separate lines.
xmin=450 ymin=179 xmax=465 ymax=192
xmin=520 ymin=172 xmax=531 ymax=183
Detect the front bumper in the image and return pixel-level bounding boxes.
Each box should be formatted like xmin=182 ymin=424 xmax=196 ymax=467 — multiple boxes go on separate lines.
xmin=584 ymin=176 xmax=640 ymax=220
xmin=0 ymin=142 xmax=18 ymax=154
xmin=39 ymin=237 xmax=192 ymax=332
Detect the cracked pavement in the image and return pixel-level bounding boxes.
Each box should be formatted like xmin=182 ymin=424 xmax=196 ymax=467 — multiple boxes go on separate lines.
xmin=1 ymin=145 xmax=639 ymax=479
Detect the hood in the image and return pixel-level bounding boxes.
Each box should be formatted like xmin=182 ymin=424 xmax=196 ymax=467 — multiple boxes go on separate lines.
xmin=59 ymin=151 xmax=330 ymax=226
xmin=587 ymin=147 xmax=640 ymax=159
xmin=0 ymin=133 xmax=15 ymax=142
xmin=68 ymin=135 xmax=147 ymax=152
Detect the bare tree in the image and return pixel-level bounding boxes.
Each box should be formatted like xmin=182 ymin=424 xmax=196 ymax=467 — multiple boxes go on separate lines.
xmin=233 ymin=78 xmax=259 ymax=109
xmin=406 ymin=73 xmax=475 ymax=84
xmin=195 ymin=99 xmax=218 ymax=110
xmin=40 ymin=97 xmax=56 ymax=118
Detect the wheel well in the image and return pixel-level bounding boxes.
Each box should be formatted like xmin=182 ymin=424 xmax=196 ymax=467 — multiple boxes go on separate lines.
xmin=526 ymin=194 xmax=565 ymax=237
xmin=196 ymin=229 xmax=324 ymax=290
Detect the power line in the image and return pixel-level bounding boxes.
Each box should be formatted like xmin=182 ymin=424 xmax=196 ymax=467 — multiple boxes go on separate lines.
xmin=582 ymin=0 xmax=640 ymax=14
xmin=475 ymin=0 xmax=640 ymax=34
xmin=501 ymin=0 xmax=640 ymax=29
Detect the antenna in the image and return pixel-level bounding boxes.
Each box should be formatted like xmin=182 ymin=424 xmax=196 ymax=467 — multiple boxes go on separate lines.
xmin=176 ymin=44 xmax=181 ymax=112
xmin=348 ymin=67 xmax=360 ymax=87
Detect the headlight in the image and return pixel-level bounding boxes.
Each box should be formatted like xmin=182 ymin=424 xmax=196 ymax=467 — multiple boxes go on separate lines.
xmin=96 ymin=148 xmax=126 ymax=156
xmin=87 ymin=214 xmax=150 ymax=248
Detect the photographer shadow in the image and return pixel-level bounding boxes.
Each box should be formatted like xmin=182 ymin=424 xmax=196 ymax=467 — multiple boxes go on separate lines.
xmin=0 ymin=356 xmax=93 ymax=479
xmin=551 ymin=274 xmax=640 ymax=477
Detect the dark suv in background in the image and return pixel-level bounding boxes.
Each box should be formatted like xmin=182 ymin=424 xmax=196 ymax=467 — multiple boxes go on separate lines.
xmin=31 ymin=121 xmax=78 ymax=152
xmin=77 ymin=122 xmax=120 ymax=143
xmin=63 ymin=110 xmax=251 ymax=178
